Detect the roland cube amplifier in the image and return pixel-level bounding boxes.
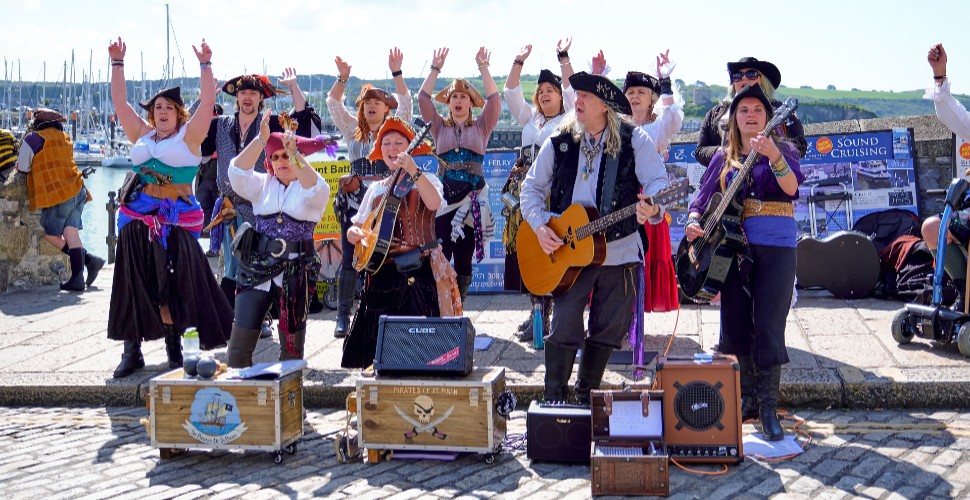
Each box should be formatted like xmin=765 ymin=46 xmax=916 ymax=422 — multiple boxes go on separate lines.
xmin=374 ymin=316 xmax=474 ymax=377
xmin=655 ymin=355 xmax=743 ymax=463
xmin=526 ymin=400 xmax=592 ymax=463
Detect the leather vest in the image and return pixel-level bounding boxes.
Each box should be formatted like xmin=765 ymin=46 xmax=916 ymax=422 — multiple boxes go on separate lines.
xmin=370 ymin=186 xmax=437 ymax=255
xmin=26 ymin=128 xmax=85 ymax=211
xmin=548 ymin=122 xmax=647 ymax=246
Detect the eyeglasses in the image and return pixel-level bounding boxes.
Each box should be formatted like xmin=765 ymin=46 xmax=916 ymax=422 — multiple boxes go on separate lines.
xmin=731 ymin=70 xmax=760 ymax=82
xmin=270 ymin=153 xmax=290 ymax=161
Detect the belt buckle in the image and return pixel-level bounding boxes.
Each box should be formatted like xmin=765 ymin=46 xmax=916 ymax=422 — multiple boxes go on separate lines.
xmin=270 ymin=238 xmax=287 ymax=258
xmin=750 ymin=199 xmax=763 ymax=213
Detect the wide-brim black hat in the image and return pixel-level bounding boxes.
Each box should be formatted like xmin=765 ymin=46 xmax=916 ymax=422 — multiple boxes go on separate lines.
xmin=729 ymin=83 xmax=774 ymax=118
xmin=537 ymin=69 xmax=562 ymax=91
xmin=568 ymin=71 xmax=631 ymax=115
xmin=139 ymin=86 xmax=184 ymax=111
xmin=726 ymin=57 xmax=781 ymax=89
xmin=622 ymin=71 xmax=660 ymax=94
xmin=222 ymin=74 xmax=288 ymax=99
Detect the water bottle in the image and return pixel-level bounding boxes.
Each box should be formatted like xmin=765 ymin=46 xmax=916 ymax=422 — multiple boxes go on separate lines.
xmin=533 ymin=301 xmax=544 ymax=350
xmin=182 ymin=327 xmax=200 ymax=358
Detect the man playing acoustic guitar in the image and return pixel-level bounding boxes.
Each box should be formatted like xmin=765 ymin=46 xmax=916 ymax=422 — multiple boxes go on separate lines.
xmin=519 ymin=72 xmax=669 ymax=404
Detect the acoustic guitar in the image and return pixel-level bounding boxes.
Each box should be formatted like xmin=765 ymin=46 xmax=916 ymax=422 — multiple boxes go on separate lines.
xmin=675 ymin=98 xmax=798 ymax=302
xmin=352 ymin=124 xmax=432 ymax=274
xmin=516 ymin=185 xmax=688 ymax=296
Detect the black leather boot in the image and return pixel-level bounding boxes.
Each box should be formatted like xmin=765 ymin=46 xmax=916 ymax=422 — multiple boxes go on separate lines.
xmin=163 ymin=325 xmax=183 ymax=369
xmin=279 ymin=329 xmax=306 ymax=361
xmin=574 ymin=342 xmax=613 ymax=405
xmin=84 ymin=253 xmax=106 ymax=287
xmin=457 ymin=276 xmax=473 ymax=303
xmin=738 ymin=355 xmax=759 ymax=422
xmin=227 ymin=325 xmax=262 ymax=368
xmin=756 ymin=364 xmax=785 ymax=441
xmin=335 ymin=268 xmax=357 ymax=338
xmin=543 ymin=342 xmax=578 ymax=403
xmin=113 ymin=340 xmax=145 ymax=378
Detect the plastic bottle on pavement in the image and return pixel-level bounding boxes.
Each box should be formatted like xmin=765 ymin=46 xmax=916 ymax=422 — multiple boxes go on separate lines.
xmin=182 ymin=327 xmax=200 ymax=358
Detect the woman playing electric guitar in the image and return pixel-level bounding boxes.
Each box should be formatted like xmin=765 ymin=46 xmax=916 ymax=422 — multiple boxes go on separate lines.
xmin=683 ymin=84 xmax=803 ymax=442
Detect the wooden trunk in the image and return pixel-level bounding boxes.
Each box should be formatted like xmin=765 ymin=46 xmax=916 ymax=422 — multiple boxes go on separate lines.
xmin=356 ymin=367 xmax=506 ymax=454
xmin=590 ymin=390 xmax=669 ymax=497
xmin=149 ymin=367 xmax=303 ymax=455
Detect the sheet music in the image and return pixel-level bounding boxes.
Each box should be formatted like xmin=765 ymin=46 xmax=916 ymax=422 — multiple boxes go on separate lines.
xmin=608 ymin=400 xmax=663 ymax=437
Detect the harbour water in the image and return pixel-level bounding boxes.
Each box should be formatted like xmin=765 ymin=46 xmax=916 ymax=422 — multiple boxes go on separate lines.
xmin=80 ymin=166 xmax=129 ymax=259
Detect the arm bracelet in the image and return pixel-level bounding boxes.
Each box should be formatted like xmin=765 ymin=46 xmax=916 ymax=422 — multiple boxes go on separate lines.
xmin=391 ymin=70 xmax=403 ymax=77
xmin=429 ymin=64 xmax=441 ymax=73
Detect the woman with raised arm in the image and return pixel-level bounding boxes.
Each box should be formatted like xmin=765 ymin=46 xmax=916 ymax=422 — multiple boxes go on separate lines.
xmin=106 ymin=37 xmax=232 ymax=378
xmin=224 ymin=111 xmax=333 ymax=367
xmin=684 ymin=84 xmax=804 ymax=441
xmin=502 ymin=39 xmax=575 ymax=343
xmin=341 ymin=117 xmax=459 ymax=369
xmin=418 ymin=47 xmax=501 ymax=302
xmin=327 ymin=48 xmax=413 ymax=339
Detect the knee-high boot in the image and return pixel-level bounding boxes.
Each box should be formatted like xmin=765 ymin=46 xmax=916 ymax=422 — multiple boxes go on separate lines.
xmin=227 ymin=325 xmax=262 ymax=368
xmin=163 ymin=325 xmax=183 ymax=369
xmin=574 ymin=342 xmax=613 ymax=405
xmin=113 ymin=340 xmax=145 ymax=378
xmin=543 ymin=342 xmax=578 ymax=402
xmin=738 ymin=355 xmax=759 ymax=422
xmin=756 ymin=364 xmax=785 ymax=441
xmin=279 ymin=329 xmax=306 ymax=361
xmin=457 ymin=276 xmax=473 ymax=303
xmin=335 ymin=268 xmax=358 ymax=338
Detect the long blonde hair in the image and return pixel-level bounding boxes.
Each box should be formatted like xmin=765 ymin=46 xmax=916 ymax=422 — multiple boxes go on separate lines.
xmin=718 ymin=106 xmax=785 ymax=191
xmin=563 ymin=105 xmax=627 ymax=158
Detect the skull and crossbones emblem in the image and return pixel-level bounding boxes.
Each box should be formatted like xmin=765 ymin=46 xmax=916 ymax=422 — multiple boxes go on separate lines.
xmin=394 ymin=395 xmax=454 ymax=440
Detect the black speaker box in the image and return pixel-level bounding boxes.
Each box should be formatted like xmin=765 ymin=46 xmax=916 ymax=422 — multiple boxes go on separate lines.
xmin=526 ymin=400 xmax=591 ymax=463
xmin=374 ymin=316 xmax=474 ymax=377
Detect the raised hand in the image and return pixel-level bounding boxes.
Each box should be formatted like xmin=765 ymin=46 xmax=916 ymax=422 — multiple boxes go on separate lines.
xmin=656 ymin=49 xmax=676 ymax=78
xmin=432 ymin=47 xmax=449 ymax=69
xmin=591 ymin=50 xmax=607 ymax=75
xmin=388 ymin=47 xmax=404 ymax=73
xmin=516 ymin=44 xmax=532 ymax=62
xmin=929 ymin=43 xmax=948 ymax=78
xmin=334 ymin=56 xmax=351 ymax=80
xmin=476 ymin=47 xmax=491 ymax=67
xmin=192 ymin=39 xmax=211 ymax=64
xmin=557 ymin=37 xmax=572 ymax=54
xmin=108 ymin=37 xmax=126 ymax=61
xmin=279 ymin=67 xmax=298 ymax=89
xmin=258 ymin=109 xmax=272 ymax=145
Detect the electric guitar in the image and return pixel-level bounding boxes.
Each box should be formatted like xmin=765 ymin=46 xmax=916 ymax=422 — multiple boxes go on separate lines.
xmin=352 ymin=124 xmax=432 ymax=274
xmin=675 ymin=97 xmax=798 ymax=301
xmin=516 ymin=184 xmax=689 ymax=296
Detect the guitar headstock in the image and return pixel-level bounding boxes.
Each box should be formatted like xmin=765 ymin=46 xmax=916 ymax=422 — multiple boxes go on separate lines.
xmin=766 ymin=97 xmax=798 ymax=132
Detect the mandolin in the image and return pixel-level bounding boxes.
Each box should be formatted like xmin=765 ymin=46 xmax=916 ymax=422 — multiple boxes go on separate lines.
xmin=675 ymin=98 xmax=798 ymax=301
xmin=516 ymin=184 xmax=688 ymax=296
xmin=352 ymin=124 xmax=433 ymax=274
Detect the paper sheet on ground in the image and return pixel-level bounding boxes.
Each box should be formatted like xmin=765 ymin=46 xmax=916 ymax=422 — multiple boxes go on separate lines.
xmin=743 ymin=433 xmax=803 ymax=458
xmin=474 ymin=335 xmax=494 ymax=351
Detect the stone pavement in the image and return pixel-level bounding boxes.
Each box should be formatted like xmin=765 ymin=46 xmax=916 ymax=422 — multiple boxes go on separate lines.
xmin=1 ymin=263 xmax=970 ymax=408
xmin=0 ymin=405 xmax=968 ymax=499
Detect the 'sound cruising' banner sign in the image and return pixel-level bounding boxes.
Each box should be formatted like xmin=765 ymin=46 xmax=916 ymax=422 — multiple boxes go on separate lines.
xmin=665 ymin=128 xmax=919 ymax=250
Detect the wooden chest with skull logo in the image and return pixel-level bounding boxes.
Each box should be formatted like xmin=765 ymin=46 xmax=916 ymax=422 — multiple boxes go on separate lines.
xmin=356 ymin=367 xmax=507 ymax=456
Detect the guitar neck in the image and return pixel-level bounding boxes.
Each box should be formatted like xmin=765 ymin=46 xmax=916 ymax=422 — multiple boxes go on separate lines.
xmin=576 ymin=203 xmax=638 ymax=240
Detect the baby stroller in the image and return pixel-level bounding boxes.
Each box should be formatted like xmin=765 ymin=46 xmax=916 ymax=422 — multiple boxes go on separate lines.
xmin=891 ymin=178 xmax=970 ymax=357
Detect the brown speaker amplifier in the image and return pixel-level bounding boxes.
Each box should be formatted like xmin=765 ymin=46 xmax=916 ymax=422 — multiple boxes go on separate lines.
xmin=655 ymin=355 xmax=743 ymax=464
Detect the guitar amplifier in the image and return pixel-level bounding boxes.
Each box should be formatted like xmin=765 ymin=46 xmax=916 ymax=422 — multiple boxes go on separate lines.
xmin=374 ymin=316 xmax=474 ymax=377
xmin=526 ymin=400 xmax=591 ymax=463
xmin=655 ymin=355 xmax=744 ymax=464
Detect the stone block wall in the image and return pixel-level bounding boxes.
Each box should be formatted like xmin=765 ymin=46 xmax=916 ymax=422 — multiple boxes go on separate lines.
xmin=0 ymin=174 xmax=69 ymax=294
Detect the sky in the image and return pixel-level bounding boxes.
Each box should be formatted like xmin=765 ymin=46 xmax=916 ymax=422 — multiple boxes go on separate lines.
xmin=4 ymin=0 xmax=970 ymax=94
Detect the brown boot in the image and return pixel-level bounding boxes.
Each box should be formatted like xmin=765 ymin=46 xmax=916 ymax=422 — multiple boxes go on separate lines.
xmin=227 ymin=325 xmax=261 ymax=368
xmin=279 ymin=329 xmax=306 ymax=361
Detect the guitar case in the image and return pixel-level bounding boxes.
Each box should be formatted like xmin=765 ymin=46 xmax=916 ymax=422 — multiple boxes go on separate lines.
xmin=796 ymin=230 xmax=879 ymax=299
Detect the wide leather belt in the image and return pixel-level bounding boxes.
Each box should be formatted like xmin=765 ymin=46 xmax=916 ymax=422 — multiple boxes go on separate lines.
xmin=143 ymin=182 xmax=193 ymax=200
xmin=742 ymin=199 xmax=794 ymax=219
xmin=254 ymin=235 xmax=314 ymax=258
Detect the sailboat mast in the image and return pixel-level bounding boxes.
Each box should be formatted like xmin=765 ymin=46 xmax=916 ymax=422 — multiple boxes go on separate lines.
xmin=165 ymin=3 xmax=171 ymax=88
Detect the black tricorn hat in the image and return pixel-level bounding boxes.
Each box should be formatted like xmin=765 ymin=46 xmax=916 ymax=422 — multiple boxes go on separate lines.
xmin=726 ymin=57 xmax=781 ymax=89
xmin=537 ymin=69 xmax=562 ymax=91
xmin=568 ymin=71 xmax=631 ymax=115
xmin=222 ymin=74 xmax=288 ymax=98
xmin=729 ymin=83 xmax=774 ymax=118
xmin=139 ymin=86 xmax=184 ymax=111
xmin=622 ymin=71 xmax=660 ymax=94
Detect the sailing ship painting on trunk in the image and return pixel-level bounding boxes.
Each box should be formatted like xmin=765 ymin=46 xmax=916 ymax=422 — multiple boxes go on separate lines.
xmin=183 ymin=388 xmax=248 ymax=445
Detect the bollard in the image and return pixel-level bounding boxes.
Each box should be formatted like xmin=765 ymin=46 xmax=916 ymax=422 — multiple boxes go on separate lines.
xmin=106 ymin=191 xmax=119 ymax=264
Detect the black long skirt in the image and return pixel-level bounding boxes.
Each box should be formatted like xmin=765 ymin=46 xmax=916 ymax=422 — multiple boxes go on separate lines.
xmin=341 ymin=258 xmax=439 ymax=369
xmin=107 ymin=221 xmax=233 ymax=350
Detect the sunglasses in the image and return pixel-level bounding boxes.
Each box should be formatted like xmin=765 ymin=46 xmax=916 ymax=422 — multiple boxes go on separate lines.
xmin=731 ymin=70 xmax=760 ymax=82
xmin=270 ymin=153 xmax=290 ymax=161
